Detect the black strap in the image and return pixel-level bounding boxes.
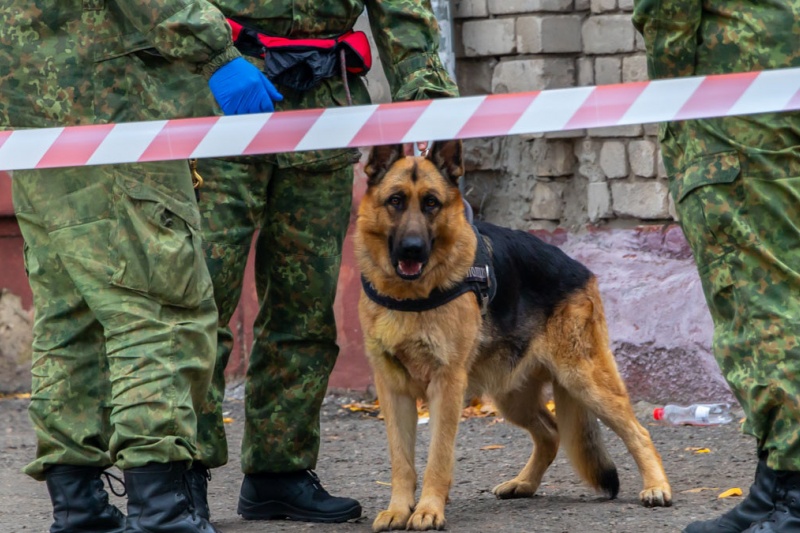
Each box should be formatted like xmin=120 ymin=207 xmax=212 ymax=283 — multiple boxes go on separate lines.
xmin=361 ymin=224 xmax=495 ymax=313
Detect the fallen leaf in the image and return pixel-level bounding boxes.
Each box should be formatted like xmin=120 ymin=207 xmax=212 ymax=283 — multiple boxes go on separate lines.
xmin=718 ymin=488 xmax=743 ymax=499
xmin=480 ymin=444 xmax=505 ymax=451
xmin=0 ymin=392 xmax=31 ymax=400
xmin=342 ymin=401 xmax=380 ymax=413
xmin=680 ymin=487 xmax=720 ymax=494
xmin=684 ymin=447 xmax=712 ymax=453
xmin=375 ymin=481 xmax=392 ymax=486
xmin=222 ymin=417 xmax=234 ymax=424
xmin=546 ymin=400 xmax=556 ymax=414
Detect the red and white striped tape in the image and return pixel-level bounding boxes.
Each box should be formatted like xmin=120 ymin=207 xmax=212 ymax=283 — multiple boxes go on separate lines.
xmin=2 ymin=67 xmax=800 ymax=172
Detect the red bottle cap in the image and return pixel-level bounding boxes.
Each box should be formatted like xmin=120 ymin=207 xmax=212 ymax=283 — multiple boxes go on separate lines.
xmin=653 ymin=407 xmax=664 ymax=421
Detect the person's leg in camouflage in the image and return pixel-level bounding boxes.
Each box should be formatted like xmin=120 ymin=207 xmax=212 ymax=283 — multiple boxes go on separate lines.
xmin=15 ymin=196 xmax=125 ymax=532
xmin=674 ymin=160 xmax=800 ymax=532
xmin=14 ymin=162 xmax=221 ymax=532
xmin=190 ymin=156 xmax=270 ymax=518
xmin=235 ymin=162 xmax=362 ymax=523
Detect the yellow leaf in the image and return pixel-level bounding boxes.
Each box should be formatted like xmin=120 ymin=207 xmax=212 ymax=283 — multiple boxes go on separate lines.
xmin=546 ymin=400 xmax=556 ymax=414
xmin=342 ymin=401 xmax=380 ymax=413
xmin=694 ymin=448 xmax=711 ymax=454
xmin=0 ymin=392 xmax=31 ymax=400
xmin=480 ymin=444 xmax=505 ymax=451
xmin=718 ymin=488 xmax=743 ymax=499
xmin=222 ymin=417 xmax=234 ymax=424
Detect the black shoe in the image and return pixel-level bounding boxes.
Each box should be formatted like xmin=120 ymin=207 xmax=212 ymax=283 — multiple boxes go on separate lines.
xmin=684 ymin=456 xmax=777 ymax=532
xmin=237 ymin=470 xmax=362 ymax=523
xmin=45 ymin=465 xmax=126 ymax=533
xmin=185 ymin=463 xmax=212 ymax=521
xmin=124 ymin=462 xmax=219 ymax=532
xmin=743 ymin=471 xmax=800 ymax=532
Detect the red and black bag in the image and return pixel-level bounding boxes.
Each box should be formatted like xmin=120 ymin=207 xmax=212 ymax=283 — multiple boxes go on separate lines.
xmin=228 ymin=18 xmax=372 ymax=92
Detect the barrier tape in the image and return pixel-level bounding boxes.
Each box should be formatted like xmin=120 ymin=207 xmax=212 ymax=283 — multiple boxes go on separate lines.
xmin=2 ymin=67 xmax=800 ymax=172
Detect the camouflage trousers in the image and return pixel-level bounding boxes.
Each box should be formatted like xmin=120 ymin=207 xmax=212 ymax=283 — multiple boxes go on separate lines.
xmin=194 ymin=156 xmax=354 ymax=474
xmin=12 ymin=162 xmax=218 ymax=481
xmin=671 ymin=153 xmax=800 ymax=471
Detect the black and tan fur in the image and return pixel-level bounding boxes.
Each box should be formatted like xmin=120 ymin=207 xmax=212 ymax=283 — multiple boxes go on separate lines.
xmin=355 ymin=141 xmax=672 ymax=532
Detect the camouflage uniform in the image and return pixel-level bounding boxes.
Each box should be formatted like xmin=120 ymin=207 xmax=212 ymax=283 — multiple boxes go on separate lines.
xmin=0 ymin=0 xmax=240 ymax=480
xmin=633 ymin=1 xmax=800 ymax=471
xmin=184 ymin=1 xmax=459 ymax=473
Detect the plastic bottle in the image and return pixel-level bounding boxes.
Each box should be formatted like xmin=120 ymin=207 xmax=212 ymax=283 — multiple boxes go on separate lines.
xmin=653 ymin=403 xmax=734 ymax=426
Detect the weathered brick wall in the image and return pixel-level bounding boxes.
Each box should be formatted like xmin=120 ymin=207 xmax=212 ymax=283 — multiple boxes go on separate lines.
xmin=452 ymin=0 xmax=674 ymax=231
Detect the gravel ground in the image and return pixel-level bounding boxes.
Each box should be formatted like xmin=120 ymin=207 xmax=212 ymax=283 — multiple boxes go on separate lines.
xmin=0 ymin=390 xmax=756 ymax=533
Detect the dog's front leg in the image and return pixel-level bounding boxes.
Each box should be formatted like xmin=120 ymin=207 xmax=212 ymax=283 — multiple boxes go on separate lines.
xmin=409 ymin=368 xmax=468 ymax=531
xmin=373 ymin=373 xmax=419 ymax=532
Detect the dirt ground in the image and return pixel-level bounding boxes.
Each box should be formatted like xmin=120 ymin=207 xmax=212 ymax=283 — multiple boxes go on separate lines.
xmin=1 ymin=388 xmax=757 ymax=533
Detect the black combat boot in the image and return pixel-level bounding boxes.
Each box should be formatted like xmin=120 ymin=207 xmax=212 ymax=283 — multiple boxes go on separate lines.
xmin=45 ymin=465 xmax=126 ymax=533
xmin=742 ymin=471 xmax=800 ymax=532
xmin=123 ymin=462 xmax=219 ymax=532
xmin=184 ymin=463 xmax=212 ymax=520
xmin=237 ymin=469 xmax=362 ymax=522
xmin=683 ymin=456 xmax=777 ymax=532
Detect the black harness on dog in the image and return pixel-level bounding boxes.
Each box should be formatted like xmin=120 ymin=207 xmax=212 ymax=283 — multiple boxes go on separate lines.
xmin=361 ymin=223 xmax=497 ymax=313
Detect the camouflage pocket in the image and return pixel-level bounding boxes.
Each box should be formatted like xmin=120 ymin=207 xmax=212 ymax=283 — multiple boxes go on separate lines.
xmin=672 ymin=151 xmax=742 ymax=204
xmin=110 ymin=185 xmax=212 ymax=309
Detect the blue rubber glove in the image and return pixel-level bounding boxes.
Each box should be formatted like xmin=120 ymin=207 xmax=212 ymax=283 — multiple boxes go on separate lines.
xmin=208 ymin=57 xmax=283 ymax=115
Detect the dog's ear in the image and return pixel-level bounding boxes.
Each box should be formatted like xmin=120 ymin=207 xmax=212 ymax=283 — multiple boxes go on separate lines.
xmin=364 ymin=144 xmax=404 ymax=186
xmin=427 ymin=140 xmax=464 ymax=185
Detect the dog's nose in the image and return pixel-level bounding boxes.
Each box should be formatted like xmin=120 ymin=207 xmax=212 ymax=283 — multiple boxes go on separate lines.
xmin=399 ymin=236 xmax=427 ymax=259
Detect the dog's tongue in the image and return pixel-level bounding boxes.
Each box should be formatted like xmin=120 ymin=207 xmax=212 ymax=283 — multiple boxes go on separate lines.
xmin=399 ymin=260 xmax=423 ymax=276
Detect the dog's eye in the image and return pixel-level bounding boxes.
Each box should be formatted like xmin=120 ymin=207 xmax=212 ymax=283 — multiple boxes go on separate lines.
xmin=387 ymin=195 xmax=404 ymax=209
xmin=423 ymin=196 xmax=440 ymax=210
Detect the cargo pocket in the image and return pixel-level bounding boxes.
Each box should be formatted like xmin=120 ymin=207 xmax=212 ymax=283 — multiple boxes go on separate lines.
xmin=110 ymin=182 xmax=211 ymax=308
xmin=672 ymin=151 xmax=741 ymax=205
xmin=672 ymin=151 xmax=743 ymax=325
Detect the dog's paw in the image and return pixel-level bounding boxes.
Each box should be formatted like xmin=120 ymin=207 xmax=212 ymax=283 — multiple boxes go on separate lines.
xmin=492 ymin=479 xmax=536 ymax=499
xmin=372 ymin=508 xmax=412 ymax=532
xmin=639 ymin=485 xmax=673 ymax=507
xmin=406 ymin=503 xmax=446 ymax=531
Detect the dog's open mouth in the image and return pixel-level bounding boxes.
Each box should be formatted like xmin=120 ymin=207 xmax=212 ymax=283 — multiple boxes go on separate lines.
xmin=397 ymin=260 xmax=424 ymax=280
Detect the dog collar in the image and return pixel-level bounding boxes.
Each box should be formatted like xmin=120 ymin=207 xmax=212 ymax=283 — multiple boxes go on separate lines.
xmin=361 ymin=225 xmax=496 ymax=313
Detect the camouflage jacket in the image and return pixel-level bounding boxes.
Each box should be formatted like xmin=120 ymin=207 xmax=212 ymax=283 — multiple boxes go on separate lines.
xmin=214 ymin=0 xmax=458 ymax=104
xmin=632 ymin=1 xmax=800 ymax=200
xmin=0 ymin=0 xmax=240 ymax=128
xmin=181 ymin=0 xmax=459 ymax=170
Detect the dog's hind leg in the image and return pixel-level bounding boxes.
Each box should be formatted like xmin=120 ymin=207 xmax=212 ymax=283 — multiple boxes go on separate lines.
xmin=491 ymin=369 xmax=560 ymax=499
xmin=372 ymin=373 xmax=419 ymax=533
xmin=548 ymin=280 xmax=672 ymax=507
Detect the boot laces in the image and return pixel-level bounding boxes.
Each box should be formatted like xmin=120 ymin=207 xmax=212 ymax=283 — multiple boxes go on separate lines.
xmin=100 ymin=469 xmax=127 ymax=498
xmin=306 ymin=470 xmax=329 ymax=495
xmin=182 ymin=471 xmax=208 ymax=530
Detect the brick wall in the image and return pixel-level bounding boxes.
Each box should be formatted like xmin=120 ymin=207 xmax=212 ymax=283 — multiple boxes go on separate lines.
xmin=452 ymin=0 xmax=674 ymax=231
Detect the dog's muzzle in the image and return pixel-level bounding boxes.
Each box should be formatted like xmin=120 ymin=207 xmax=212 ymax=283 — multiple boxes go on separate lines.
xmin=392 ymin=235 xmax=429 ymax=280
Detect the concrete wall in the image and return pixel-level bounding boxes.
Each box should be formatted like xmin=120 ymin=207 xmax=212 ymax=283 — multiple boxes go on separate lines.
xmin=453 ymin=0 xmax=669 ymax=231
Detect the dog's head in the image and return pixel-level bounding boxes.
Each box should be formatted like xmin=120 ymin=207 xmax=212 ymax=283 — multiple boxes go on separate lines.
xmin=356 ymin=140 xmax=473 ymax=291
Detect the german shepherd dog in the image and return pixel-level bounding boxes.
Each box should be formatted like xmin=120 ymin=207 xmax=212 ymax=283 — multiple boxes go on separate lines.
xmin=354 ymin=140 xmax=672 ymax=532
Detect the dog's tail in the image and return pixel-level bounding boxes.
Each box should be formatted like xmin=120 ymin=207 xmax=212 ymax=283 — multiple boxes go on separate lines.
xmin=553 ymin=384 xmax=620 ymax=499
